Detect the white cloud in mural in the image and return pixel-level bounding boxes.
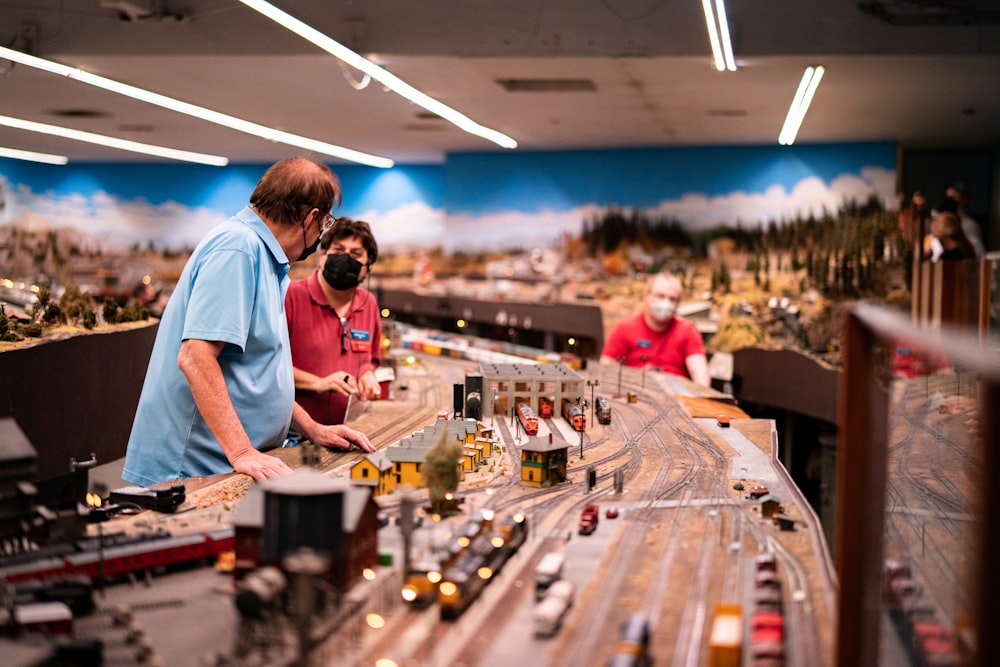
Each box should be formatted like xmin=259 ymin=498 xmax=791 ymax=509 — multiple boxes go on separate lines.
xmin=353 ymin=200 xmax=446 ymax=248
xmin=645 ymin=166 xmax=897 ymax=231
xmin=3 ymin=183 xmax=229 ymax=250
xmin=432 ymin=165 xmax=897 ymax=250
xmin=442 ymin=205 xmax=605 ymax=252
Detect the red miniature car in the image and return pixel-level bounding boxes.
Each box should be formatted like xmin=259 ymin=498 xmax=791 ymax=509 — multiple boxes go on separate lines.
xmin=605 ymin=507 xmax=619 ymax=519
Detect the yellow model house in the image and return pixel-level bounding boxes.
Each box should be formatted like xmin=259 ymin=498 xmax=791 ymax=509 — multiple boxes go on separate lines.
xmin=349 ymin=450 xmax=394 ymax=497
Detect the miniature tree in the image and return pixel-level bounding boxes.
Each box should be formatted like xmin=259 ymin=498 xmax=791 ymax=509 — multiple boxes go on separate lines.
xmin=421 ymin=430 xmax=464 ymax=516
xmin=81 ymin=310 xmax=97 ymax=330
xmin=102 ymin=297 xmax=120 ymax=325
xmin=30 ymin=286 xmax=51 ymax=322
xmin=0 ymin=305 xmax=21 ymax=342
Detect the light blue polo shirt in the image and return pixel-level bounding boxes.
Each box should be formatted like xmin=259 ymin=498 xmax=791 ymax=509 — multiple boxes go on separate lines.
xmin=122 ymin=207 xmax=294 ymax=486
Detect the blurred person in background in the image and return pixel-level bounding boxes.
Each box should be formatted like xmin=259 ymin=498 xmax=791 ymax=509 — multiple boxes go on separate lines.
xmin=600 ymin=272 xmax=710 ymax=386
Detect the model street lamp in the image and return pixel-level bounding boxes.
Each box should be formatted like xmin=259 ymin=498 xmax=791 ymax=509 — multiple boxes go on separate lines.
xmin=639 ymin=354 xmax=649 ymax=389
xmin=587 ymin=378 xmax=599 ymax=423
xmin=616 ymin=356 xmax=626 ymax=396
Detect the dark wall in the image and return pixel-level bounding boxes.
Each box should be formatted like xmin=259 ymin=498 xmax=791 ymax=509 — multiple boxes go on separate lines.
xmin=0 ymin=323 xmax=157 ymax=481
xmin=732 ymin=347 xmax=839 ymax=424
xmin=901 ymin=147 xmax=995 ymax=250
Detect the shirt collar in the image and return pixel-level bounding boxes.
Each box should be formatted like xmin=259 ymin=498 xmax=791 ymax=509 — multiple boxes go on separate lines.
xmin=236 ymin=206 xmax=290 ymax=267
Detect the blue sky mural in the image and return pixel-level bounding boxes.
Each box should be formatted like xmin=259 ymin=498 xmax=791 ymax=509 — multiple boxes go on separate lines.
xmin=0 ymin=142 xmax=896 ymax=257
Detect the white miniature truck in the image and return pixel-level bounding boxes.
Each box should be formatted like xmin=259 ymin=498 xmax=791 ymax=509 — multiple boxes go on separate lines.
xmin=534 ymin=551 xmax=566 ymax=600
xmin=532 ymin=579 xmax=576 ymax=638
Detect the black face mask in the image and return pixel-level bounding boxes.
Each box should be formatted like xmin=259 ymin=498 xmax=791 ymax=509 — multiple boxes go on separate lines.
xmin=296 ymin=237 xmax=322 ymax=262
xmin=323 ymin=252 xmax=363 ymax=290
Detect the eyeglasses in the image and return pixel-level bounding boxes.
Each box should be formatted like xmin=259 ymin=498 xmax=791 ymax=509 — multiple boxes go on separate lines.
xmin=321 ymin=213 xmax=337 ymax=233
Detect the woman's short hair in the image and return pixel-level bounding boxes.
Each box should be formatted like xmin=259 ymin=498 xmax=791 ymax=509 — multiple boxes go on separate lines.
xmin=320 ymin=217 xmax=379 ymax=265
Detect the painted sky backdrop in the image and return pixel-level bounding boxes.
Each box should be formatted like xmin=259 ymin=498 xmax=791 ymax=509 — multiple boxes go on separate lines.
xmin=0 ymin=142 xmax=896 ymax=255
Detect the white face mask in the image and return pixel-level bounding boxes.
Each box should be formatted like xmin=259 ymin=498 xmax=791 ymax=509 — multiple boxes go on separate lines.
xmin=649 ymin=298 xmax=677 ymax=321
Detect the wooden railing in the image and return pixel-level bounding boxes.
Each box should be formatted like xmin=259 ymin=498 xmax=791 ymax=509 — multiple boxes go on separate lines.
xmin=911 ymin=254 xmax=995 ymax=336
xmin=836 ymin=303 xmax=1000 ymax=667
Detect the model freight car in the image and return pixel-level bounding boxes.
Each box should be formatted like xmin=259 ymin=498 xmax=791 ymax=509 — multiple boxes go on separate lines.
xmin=708 ymin=604 xmax=742 ymax=667
xmin=595 ymin=395 xmax=612 ymax=424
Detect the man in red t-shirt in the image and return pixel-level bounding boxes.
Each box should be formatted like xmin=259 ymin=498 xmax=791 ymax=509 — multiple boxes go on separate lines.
xmin=600 ymin=273 xmax=710 ymax=386
xmin=285 ymin=218 xmax=382 ymax=434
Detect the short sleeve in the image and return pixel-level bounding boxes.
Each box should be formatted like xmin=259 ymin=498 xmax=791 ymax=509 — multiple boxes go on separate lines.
xmin=182 ymin=248 xmax=257 ymax=351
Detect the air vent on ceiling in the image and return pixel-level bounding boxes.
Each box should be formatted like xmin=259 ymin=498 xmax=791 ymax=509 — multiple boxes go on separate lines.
xmin=707 ymin=109 xmax=748 ymax=117
xmin=495 ymin=79 xmax=597 ymax=93
xmin=49 ymin=109 xmax=109 ymax=118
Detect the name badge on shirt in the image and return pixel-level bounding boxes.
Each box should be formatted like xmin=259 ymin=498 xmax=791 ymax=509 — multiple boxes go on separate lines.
xmin=637 ymin=339 xmax=652 ymax=348
xmin=349 ymin=328 xmax=372 ymax=352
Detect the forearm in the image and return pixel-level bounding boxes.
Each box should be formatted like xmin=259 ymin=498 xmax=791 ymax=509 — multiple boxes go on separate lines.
xmin=290 ymin=401 xmax=321 ymax=441
xmin=293 ymin=366 xmax=324 ymax=392
xmin=686 ymin=353 xmax=711 ymax=387
xmin=178 ymin=340 xmax=255 ymax=465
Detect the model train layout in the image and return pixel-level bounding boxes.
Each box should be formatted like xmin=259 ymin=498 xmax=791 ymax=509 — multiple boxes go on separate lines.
xmin=11 ymin=331 xmax=967 ymax=667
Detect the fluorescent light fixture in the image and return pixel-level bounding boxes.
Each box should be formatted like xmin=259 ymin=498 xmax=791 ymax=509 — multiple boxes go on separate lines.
xmin=779 ymin=65 xmax=825 ymax=146
xmin=0 ymin=115 xmax=229 ymax=166
xmin=701 ymin=0 xmax=737 ymax=71
xmin=0 ymin=146 xmax=68 ymax=165
xmin=237 ymin=0 xmax=518 ymax=150
xmin=0 ymin=45 xmax=394 ymax=168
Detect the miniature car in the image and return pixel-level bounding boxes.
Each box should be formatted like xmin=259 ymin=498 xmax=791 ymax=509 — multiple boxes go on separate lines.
xmin=605 ymin=507 xmax=619 ymax=519
xmin=717 ymin=414 xmax=731 ymax=427
xmin=746 ymin=485 xmax=770 ymax=499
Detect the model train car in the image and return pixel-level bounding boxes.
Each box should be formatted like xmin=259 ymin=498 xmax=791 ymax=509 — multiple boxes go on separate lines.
xmin=516 ymin=401 xmax=539 ymax=435
xmin=3 ymin=528 xmax=235 ymax=584
xmin=401 ymin=511 xmax=495 ymax=606
xmin=883 ymin=559 xmax=962 ymax=667
xmin=400 ymin=327 xmax=583 ymax=369
xmin=539 ymin=397 xmax=554 ymax=419
xmin=562 ymin=400 xmax=586 ymax=431
xmin=438 ymin=513 xmax=527 ymax=619
xmin=607 ymin=613 xmax=652 ymax=666
xmin=595 ymin=395 xmax=612 ymax=425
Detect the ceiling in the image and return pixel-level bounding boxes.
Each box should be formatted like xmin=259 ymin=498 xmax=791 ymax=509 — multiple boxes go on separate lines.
xmin=1 ymin=0 xmax=999 ymax=166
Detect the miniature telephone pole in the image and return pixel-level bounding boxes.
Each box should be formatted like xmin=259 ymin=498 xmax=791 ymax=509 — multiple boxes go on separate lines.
xmin=399 ymin=492 xmax=416 ymax=583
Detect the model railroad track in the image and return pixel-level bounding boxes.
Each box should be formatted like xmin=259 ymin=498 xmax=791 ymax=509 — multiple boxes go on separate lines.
xmin=557 ymin=387 xmax=714 ymax=667
xmin=883 ymin=386 xmax=969 ymax=619
xmin=756 ymin=524 xmax=824 ymax=667
xmin=672 ymin=504 xmax=728 ymax=667
xmin=883 ymin=482 xmax=967 ymax=618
